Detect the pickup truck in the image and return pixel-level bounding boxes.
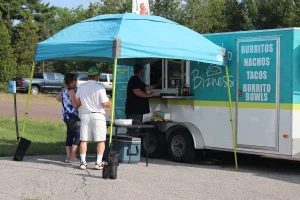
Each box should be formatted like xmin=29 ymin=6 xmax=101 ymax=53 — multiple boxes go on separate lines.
xmin=71 ymin=72 xmax=113 ymax=95
xmin=13 ymin=72 xmax=64 ymax=95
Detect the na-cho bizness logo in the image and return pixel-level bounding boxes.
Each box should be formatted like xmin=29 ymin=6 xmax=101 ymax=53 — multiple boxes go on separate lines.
xmin=206 ymin=64 xmax=222 ymax=77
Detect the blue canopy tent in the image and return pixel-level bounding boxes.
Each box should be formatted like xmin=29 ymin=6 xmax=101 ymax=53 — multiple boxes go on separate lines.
xmin=27 ymin=13 xmax=237 ymax=168
xmin=35 ymin=14 xmax=224 ymax=65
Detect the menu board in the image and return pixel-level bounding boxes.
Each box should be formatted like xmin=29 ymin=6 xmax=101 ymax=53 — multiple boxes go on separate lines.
xmin=114 ymin=65 xmax=134 ymax=119
xmin=238 ymin=40 xmax=277 ymax=103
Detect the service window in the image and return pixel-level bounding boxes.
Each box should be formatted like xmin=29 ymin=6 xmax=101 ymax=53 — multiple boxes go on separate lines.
xmin=148 ymin=59 xmax=188 ymax=92
xmin=99 ymin=74 xmax=107 ymax=82
xmin=167 ymin=59 xmax=186 ymax=89
xmin=150 ymin=60 xmax=163 ymax=90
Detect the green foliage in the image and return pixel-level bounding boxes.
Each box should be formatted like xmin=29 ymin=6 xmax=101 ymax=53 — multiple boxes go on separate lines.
xmin=1 ymin=0 xmax=300 ymax=77
xmin=0 ymin=11 xmax=16 ymax=82
xmin=13 ymin=15 xmax=39 ymax=77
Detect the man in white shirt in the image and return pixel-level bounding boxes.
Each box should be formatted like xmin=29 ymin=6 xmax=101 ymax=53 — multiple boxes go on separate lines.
xmin=76 ymin=66 xmax=111 ymax=170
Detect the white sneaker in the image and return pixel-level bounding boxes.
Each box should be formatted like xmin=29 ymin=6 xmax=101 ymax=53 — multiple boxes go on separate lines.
xmin=80 ymin=162 xmax=87 ymax=170
xmin=94 ymin=162 xmax=104 ymax=170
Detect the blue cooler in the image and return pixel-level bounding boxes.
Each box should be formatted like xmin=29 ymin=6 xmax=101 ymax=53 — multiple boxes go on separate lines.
xmin=117 ymin=135 xmax=141 ymax=164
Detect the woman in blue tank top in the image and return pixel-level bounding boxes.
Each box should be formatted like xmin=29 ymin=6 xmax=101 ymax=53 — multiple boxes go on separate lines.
xmin=57 ymin=73 xmax=81 ymax=162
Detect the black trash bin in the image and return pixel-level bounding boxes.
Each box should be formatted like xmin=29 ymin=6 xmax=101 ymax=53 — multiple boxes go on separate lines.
xmin=13 ymin=137 xmax=31 ymax=161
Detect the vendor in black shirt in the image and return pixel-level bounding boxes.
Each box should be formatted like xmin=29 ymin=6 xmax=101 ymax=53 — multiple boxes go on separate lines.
xmin=126 ymin=64 xmax=161 ymax=133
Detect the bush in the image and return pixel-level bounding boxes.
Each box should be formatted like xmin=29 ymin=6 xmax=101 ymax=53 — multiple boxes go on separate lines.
xmin=0 ymin=82 xmax=8 ymax=92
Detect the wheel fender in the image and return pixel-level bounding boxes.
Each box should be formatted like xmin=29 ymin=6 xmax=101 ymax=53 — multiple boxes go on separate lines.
xmin=155 ymin=122 xmax=205 ymax=149
xmin=31 ymin=84 xmax=40 ymax=90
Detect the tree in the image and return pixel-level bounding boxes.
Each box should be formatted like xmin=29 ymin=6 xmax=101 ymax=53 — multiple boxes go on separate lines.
xmin=85 ymin=3 xmax=101 ymax=19
xmin=0 ymin=12 xmax=17 ymax=82
xmin=204 ymin=0 xmax=228 ymax=33
xmin=99 ymin=0 xmax=132 ymax=14
xmin=152 ymin=0 xmax=183 ymax=23
xmin=13 ymin=15 xmax=39 ymax=77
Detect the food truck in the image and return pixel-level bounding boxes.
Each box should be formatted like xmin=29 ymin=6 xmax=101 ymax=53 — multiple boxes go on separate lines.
xmin=115 ymin=28 xmax=300 ymax=163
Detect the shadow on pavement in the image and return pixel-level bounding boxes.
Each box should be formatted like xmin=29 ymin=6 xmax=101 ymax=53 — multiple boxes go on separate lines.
xmin=2 ymin=142 xmax=300 ymax=184
xmin=140 ymin=150 xmax=300 ymax=185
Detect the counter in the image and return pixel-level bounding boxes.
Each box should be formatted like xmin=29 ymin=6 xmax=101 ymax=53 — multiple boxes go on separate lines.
xmin=152 ymin=94 xmax=194 ymax=110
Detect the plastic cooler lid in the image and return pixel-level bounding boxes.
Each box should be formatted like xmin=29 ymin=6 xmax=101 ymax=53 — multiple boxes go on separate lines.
xmin=116 ymin=135 xmax=141 ymax=142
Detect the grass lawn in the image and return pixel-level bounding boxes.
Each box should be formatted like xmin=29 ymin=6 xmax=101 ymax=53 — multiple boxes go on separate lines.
xmin=0 ymin=117 xmax=97 ymax=157
xmin=0 ymin=92 xmax=60 ymax=105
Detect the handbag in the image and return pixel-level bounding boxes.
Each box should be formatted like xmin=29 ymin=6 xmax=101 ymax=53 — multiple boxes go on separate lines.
xmin=65 ymin=114 xmax=81 ymax=130
xmin=61 ymin=89 xmax=81 ymax=130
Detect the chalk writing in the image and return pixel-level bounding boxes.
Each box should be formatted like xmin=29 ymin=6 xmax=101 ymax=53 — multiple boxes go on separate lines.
xmin=191 ymin=67 xmax=235 ymax=89
xmin=206 ymin=65 xmax=222 ymax=77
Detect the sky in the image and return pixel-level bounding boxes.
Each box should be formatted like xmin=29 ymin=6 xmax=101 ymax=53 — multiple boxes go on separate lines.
xmin=42 ymin=0 xmax=99 ymax=9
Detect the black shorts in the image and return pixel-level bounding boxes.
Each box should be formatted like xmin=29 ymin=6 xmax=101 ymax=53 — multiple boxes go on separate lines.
xmin=64 ymin=121 xmax=81 ymax=146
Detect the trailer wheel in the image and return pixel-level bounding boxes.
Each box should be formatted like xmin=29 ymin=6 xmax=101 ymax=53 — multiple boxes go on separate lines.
xmin=168 ymin=129 xmax=196 ymax=163
xmin=30 ymin=86 xmax=39 ymax=95
xmin=141 ymin=128 xmax=165 ymax=158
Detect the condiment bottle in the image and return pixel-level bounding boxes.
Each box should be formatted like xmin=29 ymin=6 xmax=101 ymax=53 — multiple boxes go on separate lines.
xmin=180 ymin=85 xmax=184 ymax=96
xmin=186 ymin=84 xmax=190 ymax=95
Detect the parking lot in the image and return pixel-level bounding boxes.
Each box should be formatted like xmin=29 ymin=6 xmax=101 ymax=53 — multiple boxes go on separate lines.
xmin=1 ymin=94 xmax=300 ymax=200
xmin=1 ymin=155 xmax=300 ymax=200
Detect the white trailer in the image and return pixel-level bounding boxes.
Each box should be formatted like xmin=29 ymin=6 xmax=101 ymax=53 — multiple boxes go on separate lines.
xmin=114 ymin=28 xmax=300 ymax=163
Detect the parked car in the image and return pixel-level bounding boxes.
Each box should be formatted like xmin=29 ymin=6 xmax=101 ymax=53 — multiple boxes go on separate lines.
xmin=99 ymin=73 xmax=113 ymax=95
xmin=13 ymin=72 xmax=64 ymax=95
xmin=71 ymin=72 xmax=113 ymax=95
xmin=71 ymin=72 xmax=88 ymax=86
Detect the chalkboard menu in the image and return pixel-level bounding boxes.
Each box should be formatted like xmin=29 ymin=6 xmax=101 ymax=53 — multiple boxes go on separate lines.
xmin=115 ymin=65 xmax=134 ymax=119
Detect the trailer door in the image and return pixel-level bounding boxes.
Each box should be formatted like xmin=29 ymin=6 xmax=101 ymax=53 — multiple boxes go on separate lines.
xmin=236 ymin=37 xmax=280 ymax=151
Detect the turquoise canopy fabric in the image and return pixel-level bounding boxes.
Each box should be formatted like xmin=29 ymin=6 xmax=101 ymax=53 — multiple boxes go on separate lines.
xmin=35 ymin=13 xmax=225 ymax=66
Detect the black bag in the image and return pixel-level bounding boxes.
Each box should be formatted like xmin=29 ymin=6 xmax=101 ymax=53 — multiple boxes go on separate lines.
xmin=65 ymin=115 xmax=81 ymax=130
xmin=61 ymin=89 xmax=80 ymax=130
xmin=13 ymin=137 xmax=32 ymax=161
xmin=103 ymin=146 xmax=120 ymax=180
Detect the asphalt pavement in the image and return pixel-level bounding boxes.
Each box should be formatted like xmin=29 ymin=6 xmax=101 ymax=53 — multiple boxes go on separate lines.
xmin=1 ymin=155 xmax=300 ymax=200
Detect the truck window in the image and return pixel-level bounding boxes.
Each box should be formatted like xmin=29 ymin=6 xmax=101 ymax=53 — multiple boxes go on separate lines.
xmin=33 ymin=73 xmax=43 ymax=79
xmin=99 ymin=74 xmax=107 ymax=82
xmin=46 ymin=73 xmax=55 ymax=80
xmin=167 ymin=60 xmax=186 ymax=89
xmin=109 ymin=74 xmax=113 ymax=82
xmin=55 ymin=73 xmax=64 ymax=80
xmin=77 ymin=73 xmax=88 ymax=81
xmin=80 ymin=77 xmax=88 ymax=81
xmin=150 ymin=60 xmax=163 ymax=90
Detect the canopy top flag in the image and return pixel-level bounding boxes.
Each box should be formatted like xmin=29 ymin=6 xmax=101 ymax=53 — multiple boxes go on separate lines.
xmin=132 ymin=0 xmax=150 ymax=15
xmin=35 ymin=13 xmax=225 ymax=66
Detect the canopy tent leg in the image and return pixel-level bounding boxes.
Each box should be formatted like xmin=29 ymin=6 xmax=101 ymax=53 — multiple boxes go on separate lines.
xmin=22 ymin=62 xmax=35 ymax=138
xmin=225 ymin=66 xmax=238 ymax=170
xmin=109 ymin=59 xmax=118 ymax=145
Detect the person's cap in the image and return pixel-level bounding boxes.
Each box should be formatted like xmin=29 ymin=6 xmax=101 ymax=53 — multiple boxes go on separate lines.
xmin=88 ymin=66 xmax=101 ymax=76
xmin=134 ymin=64 xmax=144 ymax=73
